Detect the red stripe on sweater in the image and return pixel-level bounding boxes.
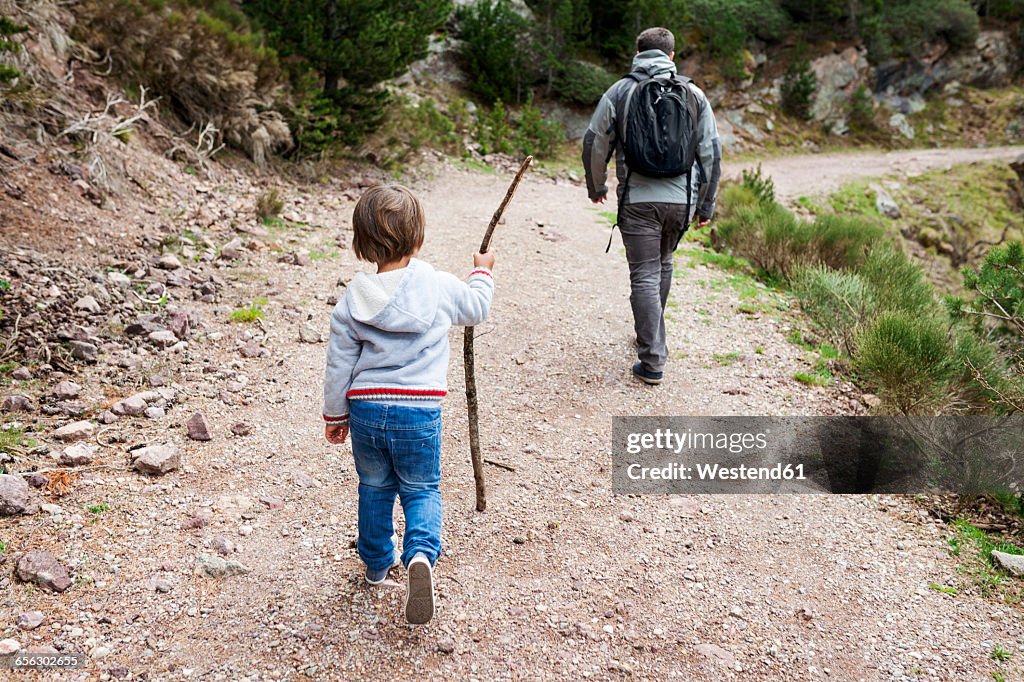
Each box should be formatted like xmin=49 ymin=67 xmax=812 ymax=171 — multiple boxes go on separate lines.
xmin=468 ymin=269 xmax=493 ymax=279
xmin=346 ymin=388 xmax=448 ymax=398
xmin=323 ymin=414 xmax=348 ymax=422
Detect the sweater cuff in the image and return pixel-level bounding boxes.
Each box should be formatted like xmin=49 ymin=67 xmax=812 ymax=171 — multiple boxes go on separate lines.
xmin=323 ymin=414 xmax=349 ymax=426
xmin=468 ymin=268 xmax=493 ymax=280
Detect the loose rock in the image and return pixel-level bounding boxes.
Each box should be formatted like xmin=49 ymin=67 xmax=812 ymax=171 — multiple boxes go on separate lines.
xmin=1 ymin=394 xmax=33 ymax=412
xmin=0 ymin=474 xmax=30 ymax=515
xmin=54 ymin=381 xmax=81 ymax=399
xmin=0 ymin=639 xmax=20 ymax=655
xmin=231 ymin=422 xmax=252 ymax=436
xmin=53 ymin=420 xmax=95 ymax=442
xmin=132 ymin=444 xmax=181 ymax=475
xmin=194 ymin=553 xmax=251 ymax=578
xmin=992 ymin=550 xmax=1024 ymax=577
xmin=187 ymin=411 xmax=212 ymax=441
xmin=59 ymin=443 xmax=97 ymax=466
xmin=69 ymin=341 xmax=98 ymax=362
xmin=299 ymin=324 xmax=322 ymax=343
xmin=15 ymin=551 xmax=73 ymax=592
xmin=16 ymin=611 xmax=44 ymax=631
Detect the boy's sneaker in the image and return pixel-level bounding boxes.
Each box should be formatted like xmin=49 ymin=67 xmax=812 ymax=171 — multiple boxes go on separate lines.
xmin=404 ymin=552 xmax=434 ymax=624
xmin=632 ymin=361 xmax=663 ymax=385
xmin=364 ymin=534 xmax=401 ymax=585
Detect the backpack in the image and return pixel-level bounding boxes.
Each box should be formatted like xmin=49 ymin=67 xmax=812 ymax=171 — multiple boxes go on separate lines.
xmin=617 ymin=71 xmax=701 ymax=190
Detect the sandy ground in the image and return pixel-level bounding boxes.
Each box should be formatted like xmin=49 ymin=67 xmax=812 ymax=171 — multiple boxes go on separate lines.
xmin=3 ymin=146 xmax=1024 ymax=681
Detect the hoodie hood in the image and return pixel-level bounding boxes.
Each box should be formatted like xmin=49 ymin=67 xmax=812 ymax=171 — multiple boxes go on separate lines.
xmin=347 ymin=258 xmax=439 ymax=334
xmin=631 ymin=50 xmax=677 ymax=78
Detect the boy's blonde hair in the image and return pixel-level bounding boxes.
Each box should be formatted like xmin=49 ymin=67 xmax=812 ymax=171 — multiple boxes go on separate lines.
xmin=352 ymin=184 xmax=425 ymax=264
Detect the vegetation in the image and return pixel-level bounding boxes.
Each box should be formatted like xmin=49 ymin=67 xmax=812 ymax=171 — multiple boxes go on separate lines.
xmin=715 ymin=173 xmax=1014 ymax=415
xmin=0 ymin=15 xmax=28 ymax=85
xmin=243 ymin=0 xmax=451 ymax=146
xmin=781 ymin=53 xmax=816 ymax=120
xmin=455 ymin=0 xmax=530 ymax=104
xmin=229 ymin=304 xmax=265 ymax=323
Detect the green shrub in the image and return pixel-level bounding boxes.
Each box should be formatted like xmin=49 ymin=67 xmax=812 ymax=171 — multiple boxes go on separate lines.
xmin=860 ymin=243 xmax=935 ymax=317
xmin=855 ymin=311 xmax=955 ymax=414
xmin=717 ymin=183 xmax=760 ymax=221
xmin=0 ymin=15 xmax=28 ymax=85
xmin=689 ymin=0 xmax=789 ymax=79
xmin=740 ymin=164 xmax=775 ymax=206
xmin=863 ymin=0 xmax=979 ymax=62
xmin=793 ymin=265 xmax=874 ymax=354
xmin=811 ymin=214 xmax=885 ymax=271
xmin=456 ymin=0 xmax=530 ymax=104
xmin=475 ymin=101 xmax=514 ymax=155
xmin=848 ymin=85 xmax=875 ymax=133
xmin=718 ymin=204 xmax=883 ymax=281
xmin=951 ymin=241 xmax=1024 ymax=345
xmin=514 ymin=94 xmax=564 ymax=158
xmin=781 ymin=57 xmax=816 ymax=121
xmin=555 ymin=60 xmax=617 ymax=106
xmin=374 ymin=97 xmax=464 ymax=167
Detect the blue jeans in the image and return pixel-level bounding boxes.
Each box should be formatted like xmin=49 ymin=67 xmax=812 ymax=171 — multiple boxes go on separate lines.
xmin=349 ymin=401 xmax=443 ymax=571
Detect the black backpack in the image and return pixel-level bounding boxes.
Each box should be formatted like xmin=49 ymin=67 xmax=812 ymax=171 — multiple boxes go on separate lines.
xmin=617 ymin=71 xmax=701 ymax=186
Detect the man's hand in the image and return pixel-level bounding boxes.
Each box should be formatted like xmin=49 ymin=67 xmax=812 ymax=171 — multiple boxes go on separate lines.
xmin=474 ymin=249 xmax=496 ymax=271
xmin=692 ymin=215 xmax=712 ymax=229
xmin=591 ymin=195 xmax=607 ymax=205
xmin=325 ymin=423 xmax=349 ymax=444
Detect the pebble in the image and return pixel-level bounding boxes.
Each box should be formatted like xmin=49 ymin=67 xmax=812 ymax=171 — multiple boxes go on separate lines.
xmin=11 ymin=367 xmax=33 ymax=380
xmin=0 ymin=474 xmax=29 ymax=515
xmin=231 ymin=422 xmax=252 ymax=436
xmin=0 ymin=638 xmax=20 ymax=654
xmin=54 ymin=380 xmax=81 ymax=399
xmin=144 ymin=406 xmax=165 ymax=419
xmin=437 ymin=638 xmax=456 ymax=654
xmin=194 ymin=553 xmax=251 ymax=578
xmin=1 ymin=394 xmax=33 ymax=412
xmin=15 ymin=551 xmax=73 ymax=592
xmin=132 ymin=444 xmax=181 ymax=474
xmin=187 ymin=411 xmax=212 ymax=441
xmin=16 ymin=611 xmax=45 ymax=630
xmin=53 ymin=420 xmax=95 ymax=442
xmin=74 ymin=295 xmax=102 ymax=313
xmin=59 ymin=442 xmax=97 ymax=466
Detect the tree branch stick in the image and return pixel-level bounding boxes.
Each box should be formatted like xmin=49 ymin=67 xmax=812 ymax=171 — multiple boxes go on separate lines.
xmin=465 ymin=156 xmax=532 ymax=512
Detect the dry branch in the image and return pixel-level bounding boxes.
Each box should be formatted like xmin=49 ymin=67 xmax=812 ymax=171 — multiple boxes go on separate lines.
xmin=464 ymin=156 xmax=532 ymax=512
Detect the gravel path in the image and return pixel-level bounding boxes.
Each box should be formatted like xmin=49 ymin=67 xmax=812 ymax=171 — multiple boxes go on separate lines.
xmin=4 ymin=148 xmax=1024 ymax=681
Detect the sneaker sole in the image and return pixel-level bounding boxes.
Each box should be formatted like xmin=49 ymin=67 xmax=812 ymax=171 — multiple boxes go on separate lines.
xmin=633 ymin=371 xmax=662 ymax=385
xmin=405 ymin=559 xmax=434 ymax=624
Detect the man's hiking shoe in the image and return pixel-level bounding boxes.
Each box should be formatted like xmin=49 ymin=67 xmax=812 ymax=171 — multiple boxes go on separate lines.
xmin=365 ymin=534 xmax=401 ymax=585
xmin=405 ymin=552 xmax=434 ymax=624
xmin=632 ymin=361 xmax=663 ymax=385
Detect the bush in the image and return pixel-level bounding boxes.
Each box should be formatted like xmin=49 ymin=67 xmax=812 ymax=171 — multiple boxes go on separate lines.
xmin=372 ymin=97 xmax=464 ymax=167
xmin=793 ymin=265 xmax=874 ymax=354
xmin=255 ymin=188 xmax=283 ymax=221
xmin=855 ymin=311 xmax=956 ymax=414
xmin=863 ymin=0 xmax=979 ymax=62
xmin=781 ymin=57 xmax=816 ymax=120
xmin=951 ymin=241 xmax=1024 ymax=345
xmin=73 ymin=0 xmax=292 ymax=163
xmin=718 ymin=203 xmax=883 ymax=281
xmin=689 ymin=0 xmax=790 ymax=79
xmin=457 ymin=0 xmax=530 ymax=104
xmin=860 ymin=243 xmax=935 ymax=317
xmin=245 ymin=0 xmax=450 ymax=146
xmin=740 ymin=163 xmax=775 ymax=205
xmin=514 ymin=95 xmax=564 ymax=158
xmin=717 ymin=183 xmax=760 ymax=221
xmin=0 ymin=15 xmax=28 ymax=85
xmin=475 ymin=101 xmax=514 ymax=155
xmin=847 ymin=85 xmax=875 ymax=133
xmin=555 ymin=60 xmax=617 ymax=106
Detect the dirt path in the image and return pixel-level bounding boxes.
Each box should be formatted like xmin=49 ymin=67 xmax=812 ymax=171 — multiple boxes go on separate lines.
xmin=728 ymin=145 xmax=1024 ymax=202
xmin=5 ymin=147 xmax=1024 ymax=681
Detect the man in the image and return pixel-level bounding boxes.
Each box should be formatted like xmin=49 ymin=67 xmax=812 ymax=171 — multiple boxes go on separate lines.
xmin=583 ymin=27 xmax=721 ymax=385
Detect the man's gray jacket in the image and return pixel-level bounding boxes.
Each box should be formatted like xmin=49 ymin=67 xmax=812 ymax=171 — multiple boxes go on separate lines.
xmin=582 ymin=50 xmax=722 ymax=219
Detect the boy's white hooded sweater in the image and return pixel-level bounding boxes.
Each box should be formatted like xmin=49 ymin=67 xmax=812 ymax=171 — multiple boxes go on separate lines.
xmin=322 ymin=258 xmax=494 ymax=425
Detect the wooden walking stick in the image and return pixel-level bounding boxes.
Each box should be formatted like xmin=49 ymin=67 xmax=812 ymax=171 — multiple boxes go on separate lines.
xmin=465 ymin=155 xmax=533 ymax=512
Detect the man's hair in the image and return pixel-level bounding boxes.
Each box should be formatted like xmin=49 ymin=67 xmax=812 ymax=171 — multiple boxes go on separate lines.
xmin=636 ymin=27 xmax=674 ymax=55
xmin=352 ymin=184 xmax=426 ymax=264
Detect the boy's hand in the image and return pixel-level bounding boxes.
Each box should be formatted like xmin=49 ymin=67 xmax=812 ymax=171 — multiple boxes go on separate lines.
xmin=474 ymin=249 xmax=496 ymax=271
xmin=325 ymin=423 xmax=349 ymax=444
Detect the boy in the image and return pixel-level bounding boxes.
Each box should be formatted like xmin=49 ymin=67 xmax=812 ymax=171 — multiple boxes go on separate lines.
xmin=322 ymin=184 xmax=495 ymax=624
